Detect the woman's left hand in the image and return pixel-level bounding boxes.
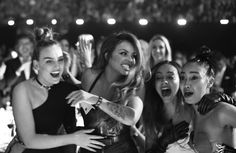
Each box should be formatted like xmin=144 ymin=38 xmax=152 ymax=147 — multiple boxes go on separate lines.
xmin=66 ymin=90 xmax=98 ymax=107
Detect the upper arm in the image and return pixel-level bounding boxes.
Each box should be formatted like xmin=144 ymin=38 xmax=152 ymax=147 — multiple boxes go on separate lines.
xmin=218 ymin=102 xmax=236 ymax=128
xmin=126 ymin=96 xmax=143 ymax=124
xmin=12 ymin=83 xmax=36 ymax=144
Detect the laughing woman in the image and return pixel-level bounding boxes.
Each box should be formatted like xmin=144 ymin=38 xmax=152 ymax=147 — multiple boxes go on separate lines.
xmin=180 ymin=50 xmax=236 ymax=153
xmin=143 ymin=61 xmax=195 ymax=153
xmin=67 ymin=32 xmax=144 ymax=153
xmin=11 ymin=27 xmax=104 ymax=153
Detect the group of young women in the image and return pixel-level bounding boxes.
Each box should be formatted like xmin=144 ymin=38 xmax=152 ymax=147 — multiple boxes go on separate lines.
xmin=9 ymin=26 xmax=236 ymax=153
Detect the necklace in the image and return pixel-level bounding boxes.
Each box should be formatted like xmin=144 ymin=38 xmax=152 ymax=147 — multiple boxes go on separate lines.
xmin=35 ymin=78 xmax=51 ymax=90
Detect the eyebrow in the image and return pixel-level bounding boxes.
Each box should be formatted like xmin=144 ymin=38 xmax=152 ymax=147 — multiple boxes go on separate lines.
xmin=156 ymin=71 xmax=175 ymax=74
xmin=181 ymin=71 xmax=199 ymax=74
xmin=43 ymin=56 xmax=64 ymax=60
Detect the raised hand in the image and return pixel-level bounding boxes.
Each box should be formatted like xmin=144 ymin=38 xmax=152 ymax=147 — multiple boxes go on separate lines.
xmin=160 ymin=121 xmax=189 ymax=146
xmin=197 ymin=92 xmax=236 ymax=115
xmin=73 ymin=129 xmax=105 ymax=152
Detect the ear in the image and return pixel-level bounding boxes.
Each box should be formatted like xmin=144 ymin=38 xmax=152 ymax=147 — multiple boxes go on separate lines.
xmin=207 ymin=76 xmax=215 ymax=88
xmin=104 ymin=52 xmax=108 ymax=61
xmin=33 ymin=60 xmax=39 ymax=71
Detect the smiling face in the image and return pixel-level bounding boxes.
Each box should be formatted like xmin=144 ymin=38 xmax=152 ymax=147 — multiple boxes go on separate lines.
xmin=155 ymin=63 xmax=180 ymax=103
xmin=17 ymin=37 xmax=34 ymax=60
xmin=151 ymin=39 xmax=166 ymax=65
xmin=34 ymin=44 xmax=64 ymax=86
xmin=108 ymin=41 xmax=137 ymax=76
xmin=180 ymin=62 xmax=212 ymax=104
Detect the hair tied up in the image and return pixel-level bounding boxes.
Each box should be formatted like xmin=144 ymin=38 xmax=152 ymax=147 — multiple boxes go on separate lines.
xmin=195 ymin=45 xmax=217 ymax=74
xmin=35 ymin=27 xmax=53 ymax=42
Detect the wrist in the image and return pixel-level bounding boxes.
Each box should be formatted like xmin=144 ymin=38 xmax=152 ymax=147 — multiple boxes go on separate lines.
xmin=94 ymin=96 xmax=103 ymax=108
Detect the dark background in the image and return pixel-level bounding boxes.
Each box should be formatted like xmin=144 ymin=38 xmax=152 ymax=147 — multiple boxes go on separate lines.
xmin=0 ymin=21 xmax=235 ymax=57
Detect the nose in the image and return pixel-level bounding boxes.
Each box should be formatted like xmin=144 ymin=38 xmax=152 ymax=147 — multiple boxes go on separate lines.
xmin=184 ymin=80 xmax=191 ymax=89
xmin=54 ymin=61 xmax=61 ymax=69
xmin=161 ymin=79 xmax=168 ymax=85
xmin=127 ymin=55 xmax=135 ymax=65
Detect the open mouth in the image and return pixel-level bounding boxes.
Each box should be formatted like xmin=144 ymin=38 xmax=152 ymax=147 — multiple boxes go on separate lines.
xmin=50 ymin=72 xmax=60 ymax=78
xmin=161 ymin=88 xmax=171 ymax=97
xmin=121 ymin=64 xmax=130 ymax=71
xmin=184 ymin=91 xmax=194 ymax=97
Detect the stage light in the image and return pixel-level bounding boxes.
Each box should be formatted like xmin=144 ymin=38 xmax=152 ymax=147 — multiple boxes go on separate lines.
xmin=51 ymin=19 xmax=57 ymax=25
xmin=107 ymin=18 xmax=116 ymax=25
xmin=8 ymin=20 xmax=15 ymax=26
xmin=139 ymin=18 xmax=148 ymax=26
xmin=177 ymin=18 xmax=187 ymax=26
xmin=11 ymin=51 xmax=18 ymax=59
xmin=220 ymin=19 xmax=229 ymax=25
xmin=26 ymin=19 xmax=34 ymax=25
xmin=76 ymin=19 xmax=84 ymax=25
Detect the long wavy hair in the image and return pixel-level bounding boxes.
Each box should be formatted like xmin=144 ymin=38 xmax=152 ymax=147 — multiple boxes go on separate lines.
xmin=143 ymin=61 xmax=183 ymax=147
xmin=149 ymin=34 xmax=172 ymax=68
xmin=93 ymin=31 xmax=144 ymax=104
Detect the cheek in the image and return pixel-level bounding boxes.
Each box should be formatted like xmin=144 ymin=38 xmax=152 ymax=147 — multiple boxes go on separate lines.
xmin=171 ymin=80 xmax=180 ymax=94
xmin=155 ymin=81 xmax=161 ymax=95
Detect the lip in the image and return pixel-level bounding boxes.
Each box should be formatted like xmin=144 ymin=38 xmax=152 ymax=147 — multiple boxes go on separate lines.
xmin=183 ymin=91 xmax=194 ymax=98
xmin=50 ymin=71 xmax=61 ymax=78
xmin=121 ymin=64 xmax=131 ymax=71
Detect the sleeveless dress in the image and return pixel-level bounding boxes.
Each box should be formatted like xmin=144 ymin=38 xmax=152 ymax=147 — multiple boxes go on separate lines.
xmin=23 ymin=81 xmax=79 ymax=153
xmin=79 ymin=72 xmax=138 ymax=153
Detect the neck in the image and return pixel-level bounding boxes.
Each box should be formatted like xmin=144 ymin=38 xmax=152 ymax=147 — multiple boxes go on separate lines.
xmin=164 ymin=97 xmax=178 ymax=119
xmin=104 ymin=66 xmax=120 ymax=84
xmin=35 ymin=77 xmax=52 ymax=90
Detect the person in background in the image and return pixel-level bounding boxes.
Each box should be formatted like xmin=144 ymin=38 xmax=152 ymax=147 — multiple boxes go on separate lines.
xmin=0 ymin=44 xmax=8 ymax=107
xmin=144 ymin=61 xmax=194 ymax=153
xmin=67 ymin=31 xmax=144 ymax=153
xmin=11 ymin=27 xmax=104 ymax=153
xmin=59 ymin=36 xmax=78 ymax=78
xmin=3 ymin=32 xmax=36 ymax=101
xmin=148 ymin=34 xmax=172 ymax=69
xmin=75 ymin=34 xmax=95 ymax=81
xmin=173 ymin=50 xmax=187 ymax=67
xmin=180 ymin=49 xmax=236 ymax=153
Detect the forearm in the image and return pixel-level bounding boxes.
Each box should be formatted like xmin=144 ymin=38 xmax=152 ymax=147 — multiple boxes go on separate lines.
xmin=23 ymin=133 xmax=74 ymax=149
xmin=98 ymin=99 xmax=137 ymax=126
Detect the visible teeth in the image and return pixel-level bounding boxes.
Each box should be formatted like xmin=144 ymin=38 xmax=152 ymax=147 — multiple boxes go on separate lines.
xmin=50 ymin=72 xmax=60 ymax=78
xmin=51 ymin=71 xmax=59 ymax=74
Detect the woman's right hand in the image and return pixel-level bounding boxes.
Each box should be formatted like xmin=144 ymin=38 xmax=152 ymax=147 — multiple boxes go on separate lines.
xmin=73 ymin=129 xmax=105 ymax=152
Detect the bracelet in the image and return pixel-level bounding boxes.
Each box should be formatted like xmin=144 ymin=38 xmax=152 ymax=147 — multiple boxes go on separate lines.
xmin=94 ymin=96 xmax=103 ymax=108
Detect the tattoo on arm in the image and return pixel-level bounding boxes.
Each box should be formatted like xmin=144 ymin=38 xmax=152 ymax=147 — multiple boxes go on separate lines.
xmin=107 ymin=102 xmax=130 ymax=119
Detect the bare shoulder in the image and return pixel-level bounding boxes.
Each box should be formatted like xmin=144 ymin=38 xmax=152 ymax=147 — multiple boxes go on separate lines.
xmin=13 ymin=79 xmax=31 ymax=93
xmin=81 ymin=68 xmax=101 ymax=90
xmin=214 ymin=102 xmax=236 ymax=126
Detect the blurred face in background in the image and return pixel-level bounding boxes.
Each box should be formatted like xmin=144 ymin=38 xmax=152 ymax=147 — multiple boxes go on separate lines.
xmin=59 ymin=39 xmax=70 ymax=52
xmin=150 ymin=39 xmax=166 ymax=65
xmin=17 ymin=37 xmax=34 ymax=61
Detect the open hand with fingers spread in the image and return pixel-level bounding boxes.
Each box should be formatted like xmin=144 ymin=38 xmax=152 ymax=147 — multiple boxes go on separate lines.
xmin=73 ymin=129 xmax=105 ymax=152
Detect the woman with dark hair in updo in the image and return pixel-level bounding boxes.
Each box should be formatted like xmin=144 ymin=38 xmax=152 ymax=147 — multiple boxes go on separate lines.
xmin=11 ymin=27 xmax=104 ymax=153
xmin=180 ymin=49 xmax=236 ymax=153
